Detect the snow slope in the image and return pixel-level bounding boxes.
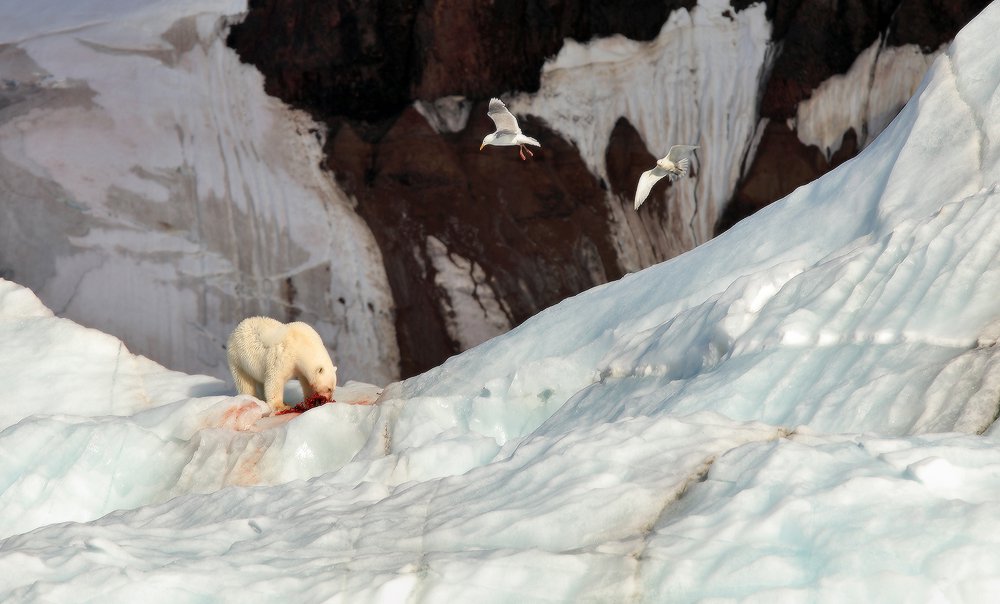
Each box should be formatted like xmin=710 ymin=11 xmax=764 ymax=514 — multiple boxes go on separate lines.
xmin=1 ymin=3 xmax=999 ymax=603
xmin=0 ymin=0 xmax=399 ymax=384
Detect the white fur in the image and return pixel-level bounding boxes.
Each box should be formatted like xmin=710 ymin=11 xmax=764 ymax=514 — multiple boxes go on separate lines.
xmin=226 ymin=316 xmax=338 ymax=413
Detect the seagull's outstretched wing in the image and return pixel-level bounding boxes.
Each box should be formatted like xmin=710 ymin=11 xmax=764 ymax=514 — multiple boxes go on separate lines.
xmin=487 ymin=98 xmax=521 ymax=134
xmin=634 ymin=166 xmax=668 ymax=210
xmin=664 ymin=145 xmax=699 ymax=178
xmin=665 ymin=144 xmax=699 ymax=162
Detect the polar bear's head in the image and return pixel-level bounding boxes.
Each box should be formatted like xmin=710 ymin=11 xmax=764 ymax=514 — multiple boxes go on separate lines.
xmin=303 ymin=361 xmax=337 ymax=400
xmin=289 ymin=322 xmax=338 ymax=400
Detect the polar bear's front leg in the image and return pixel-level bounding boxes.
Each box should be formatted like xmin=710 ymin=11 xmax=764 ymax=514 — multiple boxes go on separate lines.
xmin=263 ymin=371 xmax=289 ymax=414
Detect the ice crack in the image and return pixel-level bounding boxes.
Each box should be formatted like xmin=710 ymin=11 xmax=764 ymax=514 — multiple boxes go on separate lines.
xmin=628 ymin=426 xmax=792 ymax=599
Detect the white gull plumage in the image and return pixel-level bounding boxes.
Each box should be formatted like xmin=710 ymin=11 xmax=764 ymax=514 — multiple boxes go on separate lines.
xmin=634 ymin=145 xmax=699 ymax=209
xmin=480 ymin=97 xmax=541 ymax=160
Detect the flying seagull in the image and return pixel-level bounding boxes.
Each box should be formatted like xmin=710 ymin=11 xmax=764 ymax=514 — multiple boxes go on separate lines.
xmin=634 ymin=145 xmax=699 ymax=209
xmin=480 ymin=97 xmax=541 ymax=161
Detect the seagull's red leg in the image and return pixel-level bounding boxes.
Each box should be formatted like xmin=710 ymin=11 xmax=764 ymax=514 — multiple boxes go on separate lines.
xmin=519 ymin=146 xmax=527 ymax=161
xmin=524 ymin=146 xmax=534 ymax=158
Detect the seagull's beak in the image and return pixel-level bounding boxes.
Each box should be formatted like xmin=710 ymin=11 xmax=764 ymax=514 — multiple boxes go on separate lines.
xmin=479 ymin=143 xmax=485 ymax=151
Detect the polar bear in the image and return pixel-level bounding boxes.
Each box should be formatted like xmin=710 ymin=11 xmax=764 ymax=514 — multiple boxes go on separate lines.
xmin=226 ymin=316 xmax=337 ymax=414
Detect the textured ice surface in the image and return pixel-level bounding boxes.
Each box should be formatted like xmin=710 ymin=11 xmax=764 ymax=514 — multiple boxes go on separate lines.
xmin=1 ymin=2 xmax=999 ymax=603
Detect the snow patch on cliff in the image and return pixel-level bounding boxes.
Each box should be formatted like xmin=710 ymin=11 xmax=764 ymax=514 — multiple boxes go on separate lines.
xmin=796 ymin=39 xmax=941 ymax=159
xmin=427 ymin=235 xmax=512 ymax=351
xmin=0 ymin=1 xmax=400 ymax=384
xmin=512 ymin=0 xmax=771 ymax=244
xmin=414 ymin=95 xmax=473 ymax=134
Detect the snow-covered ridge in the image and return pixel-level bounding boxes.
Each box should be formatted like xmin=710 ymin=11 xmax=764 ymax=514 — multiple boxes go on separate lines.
xmin=0 ymin=276 xmax=387 ymax=538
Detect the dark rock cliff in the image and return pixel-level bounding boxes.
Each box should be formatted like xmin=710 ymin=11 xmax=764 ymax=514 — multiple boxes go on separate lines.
xmin=228 ymin=0 xmax=988 ymax=378
xmin=720 ymin=0 xmax=990 ymax=230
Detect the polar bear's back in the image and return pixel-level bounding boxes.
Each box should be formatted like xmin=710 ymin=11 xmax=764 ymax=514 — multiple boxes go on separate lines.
xmin=227 ymin=316 xmax=288 ymax=379
xmin=286 ymin=321 xmax=326 ymax=349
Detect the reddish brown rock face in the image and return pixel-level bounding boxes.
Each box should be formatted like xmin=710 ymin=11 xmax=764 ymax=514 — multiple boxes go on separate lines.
xmin=229 ymin=0 xmax=692 ymax=121
xmin=328 ymin=105 xmax=623 ymax=376
xmin=228 ymin=0 xmax=987 ymax=378
xmin=718 ymin=0 xmax=989 ymax=232
xmin=745 ymin=0 xmax=990 ymax=120
xmin=718 ymin=124 xmax=861 ymax=233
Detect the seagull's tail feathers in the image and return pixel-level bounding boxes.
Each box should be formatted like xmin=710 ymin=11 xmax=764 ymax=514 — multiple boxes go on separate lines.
xmin=521 ymin=135 xmax=541 ymax=147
